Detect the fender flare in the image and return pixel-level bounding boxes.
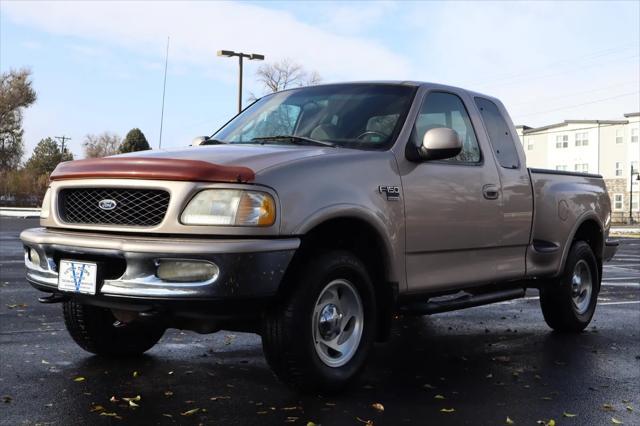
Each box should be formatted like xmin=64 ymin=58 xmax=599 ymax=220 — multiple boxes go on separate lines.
xmin=557 ymin=211 xmax=604 ymax=276
xmin=293 ymin=203 xmax=400 ymax=284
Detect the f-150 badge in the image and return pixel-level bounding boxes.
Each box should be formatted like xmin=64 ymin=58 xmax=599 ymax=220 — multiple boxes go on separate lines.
xmin=378 ymin=185 xmax=400 ymax=201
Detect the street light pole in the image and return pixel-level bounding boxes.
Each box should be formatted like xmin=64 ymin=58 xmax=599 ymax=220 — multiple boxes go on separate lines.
xmin=217 ymin=50 xmax=265 ymax=113
xmin=630 ymin=165 xmax=640 ymax=224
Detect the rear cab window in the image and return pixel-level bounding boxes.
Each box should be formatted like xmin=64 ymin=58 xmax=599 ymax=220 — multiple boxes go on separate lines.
xmin=474 ymin=97 xmax=520 ymax=169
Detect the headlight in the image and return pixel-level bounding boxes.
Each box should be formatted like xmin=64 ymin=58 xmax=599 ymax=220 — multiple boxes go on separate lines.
xmin=181 ymin=189 xmax=276 ymax=226
xmin=40 ymin=188 xmax=51 ymax=219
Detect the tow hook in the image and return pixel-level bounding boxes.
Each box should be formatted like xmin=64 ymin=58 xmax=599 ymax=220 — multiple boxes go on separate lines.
xmin=38 ymin=293 xmax=69 ymax=304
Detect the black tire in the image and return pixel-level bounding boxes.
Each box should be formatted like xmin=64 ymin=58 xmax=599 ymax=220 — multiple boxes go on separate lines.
xmin=539 ymin=241 xmax=600 ymax=333
xmin=63 ymin=300 xmax=165 ymax=356
xmin=262 ymin=250 xmax=377 ymax=393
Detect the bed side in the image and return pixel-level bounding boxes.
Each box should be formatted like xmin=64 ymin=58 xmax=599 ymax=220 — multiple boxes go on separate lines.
xmin=527 ymin=169 xmax=611 ymax=278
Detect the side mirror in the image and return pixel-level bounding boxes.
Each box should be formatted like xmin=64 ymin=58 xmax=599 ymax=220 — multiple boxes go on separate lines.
xmin=419 ymin=127 xmax=462 ymax=161
xmin=191 ymin=136 xmax=210 ymax=146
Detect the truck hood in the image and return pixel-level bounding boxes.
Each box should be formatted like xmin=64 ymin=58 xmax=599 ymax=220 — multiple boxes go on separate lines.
xmin=50 ymin=144 xmax=343 ymax=183
xmin=118 ymin=144 xmax=335 ymax=175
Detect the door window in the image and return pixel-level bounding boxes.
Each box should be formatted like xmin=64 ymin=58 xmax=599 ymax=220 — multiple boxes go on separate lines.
xmin=413 ymin=92 xmax=481 ymax=163
xmin=475 ymin=97 xmax=520 ymax=169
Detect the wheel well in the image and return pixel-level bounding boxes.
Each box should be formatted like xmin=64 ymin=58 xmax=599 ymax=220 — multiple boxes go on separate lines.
xmin=293 ymin=217 xmax=396 ymax=340
xmin=572 ymin=220 xmax=603 ymax=259
xmin=572 ymin=219 xmax=603 ymax=276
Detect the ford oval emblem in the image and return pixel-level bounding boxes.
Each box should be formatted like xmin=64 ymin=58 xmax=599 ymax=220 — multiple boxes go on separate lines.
xmin=98 ymin=199 xmax=117 ymax=211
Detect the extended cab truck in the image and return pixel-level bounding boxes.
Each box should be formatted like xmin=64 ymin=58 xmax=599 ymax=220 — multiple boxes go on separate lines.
xmin=21 ymin=82 xmax=618 ymax=392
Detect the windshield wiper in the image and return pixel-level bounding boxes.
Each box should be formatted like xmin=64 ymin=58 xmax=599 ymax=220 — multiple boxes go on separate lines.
xmin=200 ymin=137 xmax=226 ymax=145
xmin=251 ymin=135 xmax=336 ymax=147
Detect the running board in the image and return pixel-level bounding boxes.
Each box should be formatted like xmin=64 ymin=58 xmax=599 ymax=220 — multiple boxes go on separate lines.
xmin=399 ymin=288 xmax=526 ymax=315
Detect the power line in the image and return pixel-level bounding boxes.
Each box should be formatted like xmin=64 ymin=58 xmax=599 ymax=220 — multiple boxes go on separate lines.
xmin=515 ymin=91 xmax=639 ymax=119
xmin=509 ymin=80 xmax=639 ymax=107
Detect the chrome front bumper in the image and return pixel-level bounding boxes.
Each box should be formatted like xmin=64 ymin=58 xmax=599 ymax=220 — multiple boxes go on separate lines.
xmin=20 ymin=227 xmax=299 ymax=300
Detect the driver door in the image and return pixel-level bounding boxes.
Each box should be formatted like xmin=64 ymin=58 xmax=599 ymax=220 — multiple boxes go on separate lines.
xmin=402 ymin=91 xmax=503 ymax=293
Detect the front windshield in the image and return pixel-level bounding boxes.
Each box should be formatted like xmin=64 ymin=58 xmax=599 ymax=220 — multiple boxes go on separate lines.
xmin=213 ymin=84 xmax=416 ymax=149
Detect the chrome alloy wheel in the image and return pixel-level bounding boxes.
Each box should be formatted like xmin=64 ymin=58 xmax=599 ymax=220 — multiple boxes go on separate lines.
xmin=571 ymin=259 xmax=593 ymax=315
xmin=312 ymin=279 xmax=364 ymax=368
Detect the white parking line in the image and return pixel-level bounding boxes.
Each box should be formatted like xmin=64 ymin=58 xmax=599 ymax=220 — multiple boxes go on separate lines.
xmin=601 ymin=282 xmax=640 ymax=287
xmin=0 ymin=260 xmax=24 ymax=264
xmin=599 ymin=301 xmax=640 ymax=306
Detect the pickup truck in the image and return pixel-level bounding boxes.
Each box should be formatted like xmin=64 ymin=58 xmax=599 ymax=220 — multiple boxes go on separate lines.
xmin=21 ymin=82 xmax=618 ymax=392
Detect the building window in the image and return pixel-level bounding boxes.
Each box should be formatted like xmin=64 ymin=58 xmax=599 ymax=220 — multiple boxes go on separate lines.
xmin=574 ymin=163 xmax=589 ymax=173
xmin=632 ymin=128 xmax=639 ymax=143
xmin=616 ymin=129 xmax=624 ymax=144
xmin=527 ymin=138 xmax=534 ymax=150
xmin=613 ymin=194 xmax=623 ymax=211
xmin=556 ymin=135 xmax=568 ymax=148
xmin=575 ymin=132 xmax=588 ymax=146
xmin=556 ymin=165 xmax=568 ymax=171
xmin=615 ymin=162 xmax=624 ymax=176
xmin=632 ymin=161 xmax=639 ymax=174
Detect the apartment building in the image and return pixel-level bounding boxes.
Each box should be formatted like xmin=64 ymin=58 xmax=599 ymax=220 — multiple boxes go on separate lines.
xmin=516 ymin=112 xmax=640 ymax=224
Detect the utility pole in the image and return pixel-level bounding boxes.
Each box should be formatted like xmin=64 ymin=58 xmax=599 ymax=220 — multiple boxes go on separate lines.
xmin=55 ymin=136 xmax=71 ymax=154
xmin=159 ymin=36 xmax=170 ymax=149
xmin=217 ymin=50 xmax=265 ymax=113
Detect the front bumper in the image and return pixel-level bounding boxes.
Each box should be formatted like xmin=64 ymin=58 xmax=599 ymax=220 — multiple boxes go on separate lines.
xmin=20 ymin=227 xmax=299 ymax=301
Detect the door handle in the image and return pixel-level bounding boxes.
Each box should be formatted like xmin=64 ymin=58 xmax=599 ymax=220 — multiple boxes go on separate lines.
xmin=482 ymin=184 xmax=500 ymax=200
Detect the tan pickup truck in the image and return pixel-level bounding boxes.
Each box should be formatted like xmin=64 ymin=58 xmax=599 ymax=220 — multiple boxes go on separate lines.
xmin=21 ymin=82 xmax=618 ymax=392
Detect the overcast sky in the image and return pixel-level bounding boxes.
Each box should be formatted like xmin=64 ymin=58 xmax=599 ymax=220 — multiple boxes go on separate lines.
xmin=2 ymin=0 xmax=639 ymax=158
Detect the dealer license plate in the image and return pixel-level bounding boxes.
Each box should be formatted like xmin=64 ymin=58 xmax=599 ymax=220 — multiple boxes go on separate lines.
xmin=58 ymin=260 xmax=98 ymax=295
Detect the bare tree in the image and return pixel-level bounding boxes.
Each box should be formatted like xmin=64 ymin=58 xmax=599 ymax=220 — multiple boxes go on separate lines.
xmin=82 ymin=132 xmax=121 ymax=158
xmin=251 ymin=59 xmax=322 ymax=100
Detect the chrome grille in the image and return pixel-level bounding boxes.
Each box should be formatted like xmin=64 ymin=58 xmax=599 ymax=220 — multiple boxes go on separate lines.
xmin=58 ymin=188 xmax=170 ymax=227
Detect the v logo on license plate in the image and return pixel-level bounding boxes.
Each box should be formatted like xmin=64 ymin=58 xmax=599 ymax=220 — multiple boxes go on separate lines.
xmin=70 ymin=263 xmax=87 ymax=292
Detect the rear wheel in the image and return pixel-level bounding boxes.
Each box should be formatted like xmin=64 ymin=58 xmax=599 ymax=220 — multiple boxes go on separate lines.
xmin=539 ymin=241 xmax=600 ymax=332
xmin=63 ymin=300 xmax=165 ymax=356
xmin=262 ymin=250 xmax=377 ymax=393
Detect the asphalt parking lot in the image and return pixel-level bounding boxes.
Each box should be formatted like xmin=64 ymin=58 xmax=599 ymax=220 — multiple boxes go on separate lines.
xmin=1 ymin=217 xmax=638 ymax=426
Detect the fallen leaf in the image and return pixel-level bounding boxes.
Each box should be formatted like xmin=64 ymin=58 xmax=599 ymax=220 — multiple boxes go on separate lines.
xmin=41 ymin=360 xmax=50 ymax=365
xmin=434 ymin=395 xmax=446 ymax=400
xmin=110 ymin=396 xmax=119 ymax=403
xmin=486 ymin=374 xmax=493 ymax=379
xmin=626 ymin=405 xmax=633 ymax=412
xmin=423 ymin=383 xmax=435 ymax=390
xmin=371 ymin=402 xmax=384 ymax=412
xmin=90 ymin=405 xmax=105 ymax=412
xmin=282 ymin=406 xmax=300 ymax=411
xmin=122 ymin=395 xmax=141 ymax=403
xmin=2 ymin=396 xmax=12 ymax=403
xmin=128 ymin=400 xmax=139 ymax=408
xmin=506 ymin=417 xmax=515 ymax=425
xmin=547 ymin=420 xmax=556 ymax=426
xmin=209 ymin=396 xmax=230 ymax=401
xmin=563 ymin=412 xmax=577 ymax=418
xmin=493 ymin=356 xmax=511 ymax=363
xmin=180 ymin=408 xmax=200 ymax=416
xmin=73 ymin=376 xmax=85 ymax=382
xmin=100 ymin=411 xmax=122 ymax=420
xmin=356 ymin=417 xmax=374 ymax=426
xmin=164 ymin=391 xmax=173 ymax=397
xmin=611 ymin=418 xmax=623 ymax=425
xmin=603 ymin=403 xmax=615 ymax=411
xmin=440 ymin=408 xmax=455 ymax=413
xmin=307 ymin=422 xmax=317 ymax=426
xmin=162 ymin=414 xmax=172 ymax=418
xmin=132 ymin=371 xmax=139 ymax=378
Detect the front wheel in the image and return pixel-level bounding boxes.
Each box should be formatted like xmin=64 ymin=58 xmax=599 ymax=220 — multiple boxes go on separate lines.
xmin=63 ymin=300 xmax=165 ymax=356
xmin=262 ymin=250 xmax=377 ymax=393
xmin=539 ymin=241 xmax=600 ymax=333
